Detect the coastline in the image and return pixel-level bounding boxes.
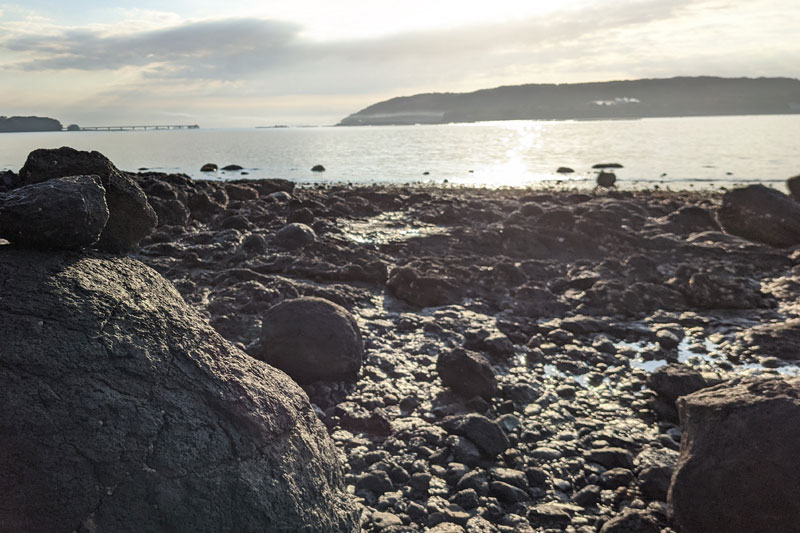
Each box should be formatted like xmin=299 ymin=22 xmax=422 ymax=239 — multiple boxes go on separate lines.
xmin=134 ymin=176 xmax=800 ymax=530
xmin=5 ymin=155 xmax=800 ymax=530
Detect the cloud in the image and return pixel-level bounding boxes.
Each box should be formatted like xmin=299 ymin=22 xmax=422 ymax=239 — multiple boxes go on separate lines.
xmin=1 ymin=0 xmax=694 ymax=79
xmin=2 ymin=17 xmax=301 ymax=73
xmin=0 ymin=0 xmax=797 ymax=125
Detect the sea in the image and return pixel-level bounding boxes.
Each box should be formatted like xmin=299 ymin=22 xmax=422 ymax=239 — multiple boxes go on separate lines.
xmin=1 ymin=115 xmax=798 ymax=190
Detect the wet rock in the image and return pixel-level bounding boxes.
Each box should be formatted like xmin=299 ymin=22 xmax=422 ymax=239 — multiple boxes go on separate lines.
xmin=600 ymin=468 xmax=634 ymax=489
xmin=638 ymin=465 xmax=673 ymax=501
xmin=255 ymin=297 xmax=363 ymax=384
xmin=0 ymin=248 xmax=358 ymax=532
xmin=0 ymin=175 xmax=109 ymax=249
xmin=585 ymin=448 xmax=634 ymax=470
xmin=200 ymin=163 xmax=218 ymax=172
xmin=717 ymin=184 xmax=800 ymax=247
xmin=647 ymin=364 xmax=721 ymax=406
xmin=436 ymin=348 xmax=497 ymax=400
xmin=18 ymin=147 xmax=157 ymax=252
xmin=665 ymin=205 xmax=720 ymax=234
xmin=739 ymin=319 xmax=800 ymax=360
xmin=221 ymin=164 xmax=244 ymax=171
xmin=597 ymin=171 xmax=617 ymax=188
xmin=489 ymin=481 xmax=528 ymax=503
xmin=573 ymin=484 xmax=602 ymax=507
xmin=600 ymin=509 xmax=660 ymax=533
xmin=273 ymin=222 xmax=316 ymax=250
xmin=442 ymin=414 xmax=510 ymax=457
xmin=593 ymin=163 xmax=624 ymax=169
xmin=288 ymin=207 xmax=315 ymax=224
xmin=312 ymin=164 xmax=326 ymax=172
xmin=387 ymin=266 xmax=462 ymax=308
xmin=670 ymin=377 xmax=800 ymax=532
xmin=556 ymin=166 xmax=575 ymax=174
xmin=224 ymin=183 xmax=258 ymax=201
xmin=684 ymin=271 xmax=770 ymax=309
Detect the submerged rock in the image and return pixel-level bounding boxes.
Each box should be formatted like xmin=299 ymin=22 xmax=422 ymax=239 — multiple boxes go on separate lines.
xmin=200 ymin=163 xmax=218 ymax=172
xmin=18 ymin=147 xmax=157 ymax=252
xmin=717 ymin=185 xmax=800 ymax=247
xmin=0 ymin=249 xmax=358 ymax=532
xmin=596 ymin=171 xmax=617 ymax=188
xmin=0 ymin=175 xmax=109 ymax=249
xmin=256 ymin=297 xmax=363 ymax=384
xmin=669 ymin=377 xmax=800 ymax=532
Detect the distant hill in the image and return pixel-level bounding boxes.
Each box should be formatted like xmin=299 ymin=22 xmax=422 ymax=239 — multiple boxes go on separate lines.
xmin=338 ymin=77 xmax=800 ymax=126
xmin=0 ymin=116 xmax=63 ymax=132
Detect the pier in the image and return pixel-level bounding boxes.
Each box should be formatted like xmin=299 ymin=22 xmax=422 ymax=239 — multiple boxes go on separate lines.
xmin=76 ymin=124 xmax=199 ymax=131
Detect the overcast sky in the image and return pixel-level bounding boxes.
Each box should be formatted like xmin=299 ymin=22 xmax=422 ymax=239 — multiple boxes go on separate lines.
xmin=1 ymin=0 xmax=798 ymax=126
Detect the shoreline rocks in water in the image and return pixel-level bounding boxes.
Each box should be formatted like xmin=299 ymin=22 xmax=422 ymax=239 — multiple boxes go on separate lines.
xmin=5 ymin=146 xmax=800 ymax=531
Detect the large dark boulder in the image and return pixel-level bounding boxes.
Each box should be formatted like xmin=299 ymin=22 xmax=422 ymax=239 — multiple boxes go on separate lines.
xmin=669 ymin=377 xmax=800 ymax=532
xmin=273 ymin=223 xmax=316 ymax=250
xmin=436 ymin=349 xmax=497 ymax=400
xmin=0 ymin=249 xmax=358 ymax=532
xmin=256 ymin=297 xmax=363 ymax=384
xmin=18 ymin=147 xmax=157 ymax=252
xmin=717 ymin=185 xmax=800 ymax=247
xmin=0 ymin=175 xmax=109 ymax=249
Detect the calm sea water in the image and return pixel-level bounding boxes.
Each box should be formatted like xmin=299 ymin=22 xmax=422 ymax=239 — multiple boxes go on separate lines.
xmin=1 ymin=115 xmax=797 ymax=190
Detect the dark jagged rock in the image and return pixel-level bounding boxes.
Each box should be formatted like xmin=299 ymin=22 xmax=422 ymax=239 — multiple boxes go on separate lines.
xmin=442 ymin=414 xmax=510 ymax=457
xmin=669 ymin=377 xmax=800 ymax=532
xmin=0 ymin=176 xmax=109 ymax=249
xmin=387 ymin=266 xmax=462 ymax=308
xmin=273 ymin=222 xmax=316 ymax=250
xmin=717 ymin=185 xmax=800 ymax=247
xmin=0 ymin=170 xmax=19 ymax=193
xmin=18 ymin=147 xmax=157 ymax=252
xmin=665 ymin=205 xmax=721 ymax=234
xmin=0 ymin=248 xmax=358 ymax=532
xmin=436 ymin=348 xmax=497 ymax=400
xmin=255 ymin=297 xmax=363 ymax=384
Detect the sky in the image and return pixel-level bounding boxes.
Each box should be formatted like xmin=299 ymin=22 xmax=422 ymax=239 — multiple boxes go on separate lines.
xmin=1 ymin=0 xmax=798 ymax=127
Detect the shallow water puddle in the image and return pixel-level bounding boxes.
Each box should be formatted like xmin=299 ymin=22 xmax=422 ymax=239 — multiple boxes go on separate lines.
xmin=340 ymin=211 xmax=449 ymax=245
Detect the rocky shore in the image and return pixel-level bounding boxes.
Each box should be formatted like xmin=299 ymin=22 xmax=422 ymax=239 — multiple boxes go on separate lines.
xmin=3 ymin=147 xmax=800 ymax=532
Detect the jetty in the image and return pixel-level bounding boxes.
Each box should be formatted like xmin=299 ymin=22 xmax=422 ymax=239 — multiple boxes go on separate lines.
xmin=76 ymin=124 xmax=199 ymax=131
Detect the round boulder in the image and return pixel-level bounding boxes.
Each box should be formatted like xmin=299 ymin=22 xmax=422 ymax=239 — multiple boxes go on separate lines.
xmin=200 ymin=163 xmax=218 ymax=172
xmin=273 ymin=222 xmax=316 ymax=250
xmin=256 ymin=297 xmax=363 ymax=383
xmin=0 ymin=249 xmax=358 ymax=532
